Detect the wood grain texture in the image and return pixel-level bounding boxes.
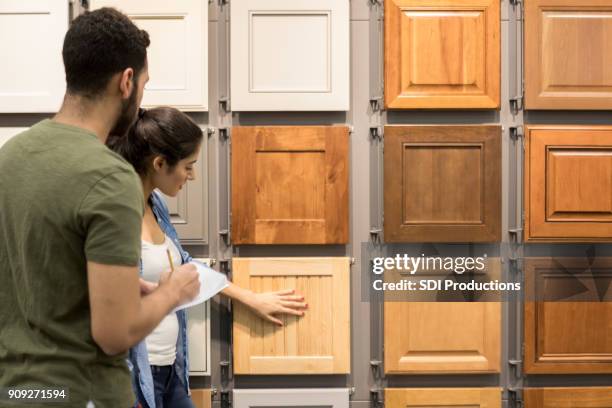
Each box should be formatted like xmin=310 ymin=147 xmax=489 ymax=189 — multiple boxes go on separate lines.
xmin=190 ymin=389 xmax=211 ymax=408
xmin=524 ymin=258 xmax=612 ymax=374
xmin=525 ymin=126 xmax=612 ymax=242
xmin=384 ymin=0 xmax=500 ymax=109
xmin=385 ymin=388 xmax=501 ymax=407
xmin=232 ymin=257 xmax=350 ymax=374
xmin=231 ymin=126 xmax=349 ymax=244
xmin=525 ymin=0 xmax=612 ymax=110
xmin=384 ymin=125 xmax=501 ymax=242
xmin=524 ymin=387 xmax=612 ymax=407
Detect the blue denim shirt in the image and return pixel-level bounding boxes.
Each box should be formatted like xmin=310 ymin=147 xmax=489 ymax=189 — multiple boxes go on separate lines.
xmin=129 ymin=191 xmax=192 ymax=408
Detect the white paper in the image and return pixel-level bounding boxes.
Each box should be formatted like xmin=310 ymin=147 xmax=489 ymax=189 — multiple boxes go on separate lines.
xmin=172 ymin=260 xmax=229 ymax=312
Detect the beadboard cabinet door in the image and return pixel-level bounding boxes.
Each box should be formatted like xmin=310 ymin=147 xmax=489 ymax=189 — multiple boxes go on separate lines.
xmin=232 ymin=257 xmax=350 ymax=375
xmin=524 ymin=258 xmax=612 ymax=374
xmin=525 ymin=387 xmax=612 ymax=407
xmin=90 ymin=0 xmax=208 ymax=110
xmin=158 ymin=129 xmax=208 ymax=244
xmin=186 ymin=259 xmax=212 ymax=376
xmin=525 ymin=0 xmax=612 ymax=110
xmin=190 ymin=389 xmax=211 ymax=408
xmin=234 ymin=389 xmax=349 ymax=408
xmin=384 ymin=0 xmax=500 ymax=109
xmin=230 ymin=0 xmax=349 ymax=111
xmin=525 ymin=126 xmax=612 ymax=242
xmin=384 ymin=125 xmax=501 ymax=243
xmin=386 ymin=388 xmax=502 ymax=408
xmin=0 ymin=128 xmax=26 ymax=149
xmin=232 ymin=126 xmax=349 ymax=245
xmin=0 ymin=1 xmax=67 ymax=112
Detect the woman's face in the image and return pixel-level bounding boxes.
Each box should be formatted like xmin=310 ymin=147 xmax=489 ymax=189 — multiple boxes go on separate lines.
xmin=152 ymin=144 xmax=201 ymax=197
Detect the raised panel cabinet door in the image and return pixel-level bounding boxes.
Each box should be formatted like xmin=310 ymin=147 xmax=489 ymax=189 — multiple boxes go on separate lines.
xmin=159 ymin=132 xmax=208 ymax=244
xmin=230 ymin=0 xmax=350 ymax=111
xmin=384 ymin=259 xmax=501 ymax=374
xmin=90 ymin=0 xmax=208 ymax=110
xmin=384 ymin=0 xmax=500 ymax=109
xmin=525 ymin=0 xmax=612 ymax=110
xmin=384 ymin=125 xmax=501 ymax=243
xmin=0 ymin=128 xmax=26 ymax=150
xmin=231 ymin=126 xmax=349 ymax=245
xmin=232 ymin=257 xmax=350 ymax=374
xmin=0 ymin=1 xmax=67 ymax=113
xmin=190 ymin=389 xmax=211 ymax=408
xmin=525 ymin=387 xmax=612 ymax=407
xmin=187 ymin=259 xmax=212 ymax=376
xmin=524 ymin=258 xmax=612 ymax=374
xmin=386 ymin=388 xmax=502 ymax=408
xmin=525 ymin=126 xmax=612 ymax=242
xmin=233 ymin=389 xmax=349 ymax=408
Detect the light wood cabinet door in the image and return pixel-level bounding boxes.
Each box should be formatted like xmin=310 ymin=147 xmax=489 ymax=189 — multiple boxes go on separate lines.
xmin=386 ymin=388 xmax=501 ymax=408
xmin=524 ymin=258 xmax=612 ymax=374
xmin=186 ymin=259 xmax=212 ymax=376
xmin=525 ymin=0 xmax=612 ymax=110
xmin=232 ymin=257 xmax=350 ymax=374
xmin=231 ymin=126 xmax=349 ymax=245
xmin=525 ymin=387 xmax=612 ymax=407
xmin=234 ymin=389 xmax=349 ymax=408
xmin=525 ymin=126 xmax=612 ymax=242
xmin=230 ymin=0 xmax=349 ymax=111
xmin=0 ymin=128 xmax=26 ymax=150
xmin=0 ymin=1 xmax=67 ymax=113
xmin=90 ymin=0 xmax=208 ymax=111
xmin=384 ymin=125 xmax=501 ymax=243
xmin=190 ymin=389 xmax=211 ymax=408
xmin=384 ymin=0 xmax=500 ymax=109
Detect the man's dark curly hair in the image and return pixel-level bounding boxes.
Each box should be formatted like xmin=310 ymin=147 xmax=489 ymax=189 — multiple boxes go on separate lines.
xmin=62 ymin=7 xmax=150 ymax=98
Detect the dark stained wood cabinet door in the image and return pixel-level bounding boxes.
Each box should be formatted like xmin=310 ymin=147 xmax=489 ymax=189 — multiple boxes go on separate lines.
xmin=231 ymin=126 xmax=349 ymax=244
xmin=385 ymin=0 xmax=500 ymax=109
xmin=525 ymin=0 xmax=612 ymax=110
xmin=384 ymin=125 xmax=501 ymax=242
xmin=525 ymin=387 xmax=612 ymax=407
xmin=524 ymin=258 xmax=612 ymax=374
xmin=525 ymin=126 xmax=612 ymax=242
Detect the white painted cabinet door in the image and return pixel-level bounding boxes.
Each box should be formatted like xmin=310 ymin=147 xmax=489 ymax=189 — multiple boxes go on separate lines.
xmin=230 ymin=0 xmax=350 ymax=111
xmin=233 ymin=389 xmax=349 ymax=408
xmin=90 ymin=0 xmax=208 ymax=111
xmin=187 ymin=258 xmax=212 ymax=376
xmin=0 ymin=128 xmax=26 ymax=149
xmin=0 ymin=1 xmax=67 ymax=113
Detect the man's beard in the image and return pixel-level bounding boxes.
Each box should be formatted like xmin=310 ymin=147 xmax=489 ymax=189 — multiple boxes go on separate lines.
xmin=109 ymin=86 xmax=139 ymax=137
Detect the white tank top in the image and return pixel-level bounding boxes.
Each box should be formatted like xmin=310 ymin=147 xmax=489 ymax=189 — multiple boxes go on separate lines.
xmin=141 ymin=235 xmax=182 ymax=366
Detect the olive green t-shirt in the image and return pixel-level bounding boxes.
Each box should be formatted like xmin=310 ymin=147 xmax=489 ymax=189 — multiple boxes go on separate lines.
xmin=0 ymin=120 xmax=144 ymax=407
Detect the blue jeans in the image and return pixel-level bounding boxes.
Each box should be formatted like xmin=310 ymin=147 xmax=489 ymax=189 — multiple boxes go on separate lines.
xmin=140 ymin=365 xmax=194 ymax=408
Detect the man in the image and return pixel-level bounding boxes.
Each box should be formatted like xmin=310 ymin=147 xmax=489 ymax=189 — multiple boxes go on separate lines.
xmin=0 ymin=8 xmax=200 ymax=407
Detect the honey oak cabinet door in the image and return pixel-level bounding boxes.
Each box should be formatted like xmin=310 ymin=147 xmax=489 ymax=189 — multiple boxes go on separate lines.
xmin=384 ymin=125 xmax=501 ymax=243
xmin=187 ymin=259 xmax=212 ymax=376
xmin=231 ymin=126 xmax=349 ymax=245
xmin=386 ymin=388 xmax=501 ymax=408
xmin=0 ymin=128 xmax=26 ymax=149
xmin=0 ymin=1 xmax=67 ymax=112
xmin=384 ymin=0 xmax=500 ymax=109
xmin=525 ymin=387 xmax=612 ymax=407
xmin=90 ymin=0 xmax=208 ymax=110
xmin=190 ymin=389 xmax=211 ymax=408
xmin=230 ymin=0 xmax=349 ymax=111
xmin=524 ymin=258 xmax=612 ymax=374
xmin=233 ymin=389 xmax=349 ymax=408
xmin=232 ymin=257 xmax=350 ymax=375
xmin=525 ymin=0 xmax=612 ymax=110
xmin=525 ymin=126 xmax=612 ymax=242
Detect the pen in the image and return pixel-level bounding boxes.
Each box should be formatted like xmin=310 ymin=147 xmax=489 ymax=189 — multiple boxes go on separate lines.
xmin=166 ymin=249 xmax=175 ymax=275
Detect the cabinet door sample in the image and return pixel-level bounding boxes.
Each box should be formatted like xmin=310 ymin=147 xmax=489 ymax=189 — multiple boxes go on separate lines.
xmin=159 ymin=134 xmax=208 ymax=244
xmin=232 ymin=126 xmax=349 ymax=245
xmin=90 ymin=0 xmax=208 ymax=110
xmin=191 ymin=389 xmax=211 ymax=408
xmin=386 ymin=388 xmax=501 ymax=408
xmin=384 ymin=125 xmax=501 ymax=242
xmin=230 ymin=0 xmax=349 ymax=111
xmin=384 ymin=0 xmax=500 ymax=109
xmin=524 ymin=258 xmax=612 ymax=374
xmin=187 ymin=259 xmax=212 ymax=376
xmin=0 ymin=1 xmax=67 ymax=112
xmin=525 ymin=126 xmax=612 ymax=242
xmin=232 ymin=257 xmax=350 ymax=374
xmin=525 ymin=0 xmax=612 ymax=110
xmin=525 ymin=387 xmax=612 ymax=407
xmin=0 ymin=128 xmax=26 ymax=150
xmin=234 ymin=389 xmax=349 ymax=408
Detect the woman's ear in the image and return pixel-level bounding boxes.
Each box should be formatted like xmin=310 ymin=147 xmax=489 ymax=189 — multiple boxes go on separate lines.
xmin=152 ymin=156 xmax=165 ymax=173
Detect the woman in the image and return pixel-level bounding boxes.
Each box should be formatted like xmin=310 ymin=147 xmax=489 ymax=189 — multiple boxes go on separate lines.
xmin=107 ymin=107 xmax=307 ymax=408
